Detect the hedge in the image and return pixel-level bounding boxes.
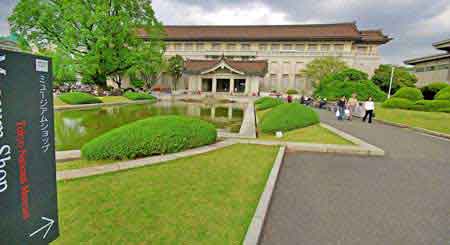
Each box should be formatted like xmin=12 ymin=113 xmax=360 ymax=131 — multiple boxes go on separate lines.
xmin=260 ymin=103 xmax=319 ymax=133
xmin=382 ymin=98 xmax=414 ymax=109
xmin=421 ymin=82 xmax=449 ymax=100
xmin=58 ymin=92 xmax=102 ymax=105
xmin=255 ymin=97 xmax=284 ymax=111
xmin=123 ymin=91 xmax=157 ymax=101
xmin=413 ymin=100 xmax=450 ymax=111
xmin=435 ymin=86 xmax=450 ymax=100
xmin=314 ymin=79 xmax=386 ymax=101
xmin=438 ymin=108 xmax=450 ymax=113
xmin=392 ymin=87 xmax=423 ymax=101
xmin=286 ymin=89 xmax=299 ymax=95
xmin=82 ymin=116 xmax=217 ymax=160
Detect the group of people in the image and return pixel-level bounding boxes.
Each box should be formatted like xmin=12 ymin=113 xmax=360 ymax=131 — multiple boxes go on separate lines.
xmin=336 ymin=93 xmax=375 ymax=124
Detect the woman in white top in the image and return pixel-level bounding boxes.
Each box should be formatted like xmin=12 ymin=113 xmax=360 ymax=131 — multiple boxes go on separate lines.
xmin=362 ymin=96 xmax=375 ymax=124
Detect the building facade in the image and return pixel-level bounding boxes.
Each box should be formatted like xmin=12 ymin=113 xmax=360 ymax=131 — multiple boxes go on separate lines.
xmin=405 ymin=39 xmax=450 ymax=87
xmin=138 ymin=22 xmax=391 ymax=95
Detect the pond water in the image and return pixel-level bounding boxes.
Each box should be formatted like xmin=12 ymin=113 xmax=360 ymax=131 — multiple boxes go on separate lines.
xmin=55 ymin=101 xmax=245 ymax=151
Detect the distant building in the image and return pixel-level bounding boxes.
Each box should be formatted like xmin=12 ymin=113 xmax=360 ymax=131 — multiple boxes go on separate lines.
xmin=137 ymin=22 xmax=391 ymax=95
xmin=0 ymin=35 xmax=20 ymax=51
xmin=405 ymin=39 xmax=450 ymax=87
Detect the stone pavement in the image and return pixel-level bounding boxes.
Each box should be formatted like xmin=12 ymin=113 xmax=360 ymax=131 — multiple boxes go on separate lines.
xmin=260 ymin=109 xmax=450 ymax=245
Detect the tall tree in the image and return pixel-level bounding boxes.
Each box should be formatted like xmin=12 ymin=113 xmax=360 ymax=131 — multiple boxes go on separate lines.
xmin=9 ymin=0 xmax=165 ymax=87
xmin=41 ymin=48 xmax=78 ymax=86
xmin=128 ymin=50 xmax=167 ymax=90
xmin=301 ymin=57 xmax=348 ymax=87
xmin=167 ymin=55 xmax=184 ymax=91
xmin=372 ymin=64 xmax=418 ymax=93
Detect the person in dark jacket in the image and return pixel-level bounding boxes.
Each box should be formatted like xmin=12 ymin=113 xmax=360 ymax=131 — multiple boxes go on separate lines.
xmin=336 ymin=96 xmax=347 ymax=120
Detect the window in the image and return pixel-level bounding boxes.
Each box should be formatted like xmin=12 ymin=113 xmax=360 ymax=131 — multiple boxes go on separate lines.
xmin=270 ymin=74 xmax=278 ymax=90
xmin=295 ymin=75 xmax=303 ymax=89
xmin=259 ymin=44 xmax=268 ymax=51
xmin=437 ymin=64 xmax=450 ymax=70
xmin=321 ymin=44 xmax=330 ymax=51
xmin=426 ymin=66 xmax=436 ymax=72
xmin=357 ymin=46 xmax=368 ymax=53
xmin=184 ymin=43 xmax=193 ymax=51
xmin=415 ymin=67 xmax=425 ymax=73
xmin=196 ymin=43 xmax=204 ymax=51
xmin=212 ymin=43 xmax=222 ymax=51
xmin=241 ymin=43 xmax=251 ymax=51
xmin=227 ymin=43 xmax=236 ymax=50
xmin=271 ymin=61 xmax=279 ymax=73
xmin=282 ymin=44 xmax=292 ymax=51
xmin=174 ymin=43 xmax=183 ymax=51
xmin=271 ymin=44 xmax=280 ymax=51
xmin=295 ymin=44 xmax=305 ymax=51
xmin=308 ymin=44 xmax=318 ymax=51
xmin=335 ymin=44 xmax=345 ymax=51
xmin=283 ymin=61 xmax=291 ymax=74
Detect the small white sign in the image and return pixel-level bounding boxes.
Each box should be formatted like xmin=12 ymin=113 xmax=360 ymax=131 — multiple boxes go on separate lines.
xmin=36 ymin=59 xmax=48 ymax=73
xmin=275 ymin=131 xmax=283 ymax=138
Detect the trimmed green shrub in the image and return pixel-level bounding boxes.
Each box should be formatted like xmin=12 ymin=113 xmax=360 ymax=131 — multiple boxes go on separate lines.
xmin=58 ymin=92 xmax=102 ymax=105
xmin=286 ymin=89 xmax=299 ymax=95
xmin=435 ymin=86 xmax=450 ymax=100
xmin=255 ymin=97 xmax=284 ymax=111
xmin=414 ymin=100 xmax=450 ymax=111
xmin=421 ymin=82 xmax=449 ymax=100
xmin=123 ymin=91 xmax=157 ymax=101
xmin=314 ymin=79 xmax=386 ymax=101
xmin=82 ymin=116 xmax=217 ymax=160
xmin=260 ymin=103 xmax=319 ymax=133
xmin=438 ymin=108 xmax=450 ymax=113
xmin=131 ymin=80 xmax=145 ymax=89
xmin=392 ymin=87 xmax=423 ymax=101
xmin=382 ymin=98 xmax=414 ymax=109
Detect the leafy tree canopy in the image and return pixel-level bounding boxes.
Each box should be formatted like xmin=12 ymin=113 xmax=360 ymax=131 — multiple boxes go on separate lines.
xmin=301 ymin=57 xmax=348 ymax=86
xmin=167 ymin=55 xmax=184 ymax=90
xmin=9 ymin=0 xmax=165 ymax=87
xmin=372 ymin=64 xmax=418 ymax=94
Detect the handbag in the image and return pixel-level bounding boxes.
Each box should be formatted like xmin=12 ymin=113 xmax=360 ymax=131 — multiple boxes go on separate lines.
xmin=335 ymin=110 xmax=340 ymax=117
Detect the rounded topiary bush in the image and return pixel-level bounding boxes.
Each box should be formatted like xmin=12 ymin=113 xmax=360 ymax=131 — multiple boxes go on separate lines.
xmin=392 ymin=87 xmax=423 ymax=101
xmin=286 ymin=89 xmax=299 ymax=95
xmin=123 ymin=91 xmax=157 ymax=101
xmin=314 ymin=79 xmax=386 ymax=102
xmin=260 ymin=103 xmax=319 ymax=133
xmin=438 ymin=108 xmax=450 ymax=113
xmin=382 ymin=98 xmax=414 ymax=109
xmin=82 ymin=116 xmax=217 ymax=160
xmin=435 ymin=86 xmax=450 ymax=100
xmin=58 ymin=92 xmax=102 ymax=105
xmin=421 ymin=82 xmax=449 ymax=100
xmin=255 ymin=97 xmax=284 ymax=111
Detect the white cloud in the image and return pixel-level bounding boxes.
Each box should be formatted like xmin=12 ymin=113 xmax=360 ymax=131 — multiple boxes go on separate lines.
xmin=413 ymin=5 xmax=450 ymax=37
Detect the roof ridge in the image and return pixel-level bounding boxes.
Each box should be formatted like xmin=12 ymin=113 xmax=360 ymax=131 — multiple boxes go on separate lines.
xmin=164 ymin=22 xmax=357 ymax=28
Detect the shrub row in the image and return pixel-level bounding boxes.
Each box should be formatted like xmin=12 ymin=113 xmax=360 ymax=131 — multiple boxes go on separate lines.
xmin=421 ymin=82 xmax=449 ymax=100
xmin=435 ymin=86 xmax=450 ymax=101
xmin=260 ymin=103 xmax=319 ymax=133
xmin=58 ymin=92 xmax=103 ymax=105
xmin=123 ymin=91 xmax=157 ymax=101
xmin=392 ymin=87 xmax=423 ymax=101
xmin=382 ymin=98 xmax=450 ymax=112
xmin=255 ymin=97 xmax=284 ymax=111
xmin=82 ymin=116 xmax=217 ymax=160
xmin=314 ymin=79 xmax=386 ymax=101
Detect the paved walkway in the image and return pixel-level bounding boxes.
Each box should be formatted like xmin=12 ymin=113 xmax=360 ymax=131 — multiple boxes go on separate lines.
xmin=260 ymin=109 xmax=450 ymax=245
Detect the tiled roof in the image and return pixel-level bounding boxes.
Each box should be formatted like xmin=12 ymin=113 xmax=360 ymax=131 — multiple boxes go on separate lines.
xmin=404 ymin=53 xmax=450 ymax=65
xmin=184 ymin=58 xmax=268 ymax=76
xmin=137 ymin=22 xmax=391 ymax=44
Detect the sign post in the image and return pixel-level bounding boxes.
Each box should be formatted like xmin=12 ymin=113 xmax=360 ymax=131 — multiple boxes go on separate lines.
xmin=0 ymin=49 xmax=59 ymax=244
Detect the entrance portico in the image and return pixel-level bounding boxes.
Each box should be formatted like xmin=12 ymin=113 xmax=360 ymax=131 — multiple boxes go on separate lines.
xmin=184 ymin=57 xmax=268 ymax=95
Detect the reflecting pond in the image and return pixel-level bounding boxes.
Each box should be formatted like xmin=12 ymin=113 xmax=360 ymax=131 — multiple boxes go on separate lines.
xmin=55 ymin=101 xmax=245 ymax=151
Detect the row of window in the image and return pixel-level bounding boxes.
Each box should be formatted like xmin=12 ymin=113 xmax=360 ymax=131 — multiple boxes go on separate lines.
xmin=168 ymin=42 xmax=358 ymax=52
xmin=415 ymin=64 xmax=450 ymax=73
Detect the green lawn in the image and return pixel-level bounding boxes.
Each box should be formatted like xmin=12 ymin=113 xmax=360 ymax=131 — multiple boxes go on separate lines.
xmin=256 ymin=108 xmax=352 ymax=144
xmin=54 ymin=96 xmax=67 ymax=106
xmin=54 ymin=96 xmax=130 ymax=107
xmin=57 ymin=159 xmax=116 ymax=171
xmin=375 ymin=103 xmax=450 ymax=135
xmin=55 ymin=144 xmax=279 ymax=244
xmin=259 ymin=124 xmax=353 ymax=145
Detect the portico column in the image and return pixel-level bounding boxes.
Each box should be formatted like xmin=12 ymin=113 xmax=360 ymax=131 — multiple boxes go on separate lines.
xmin=230 ymin=78 xmax=235 ymax=95
xmin=244 ymin=78 xmax=250 ymax=95
xmin=212 ymin=78 xmax=217 ymax=94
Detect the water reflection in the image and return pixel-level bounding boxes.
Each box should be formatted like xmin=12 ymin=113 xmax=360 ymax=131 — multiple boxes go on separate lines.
xmin=55 ymin=101 xmax=245 ymax=151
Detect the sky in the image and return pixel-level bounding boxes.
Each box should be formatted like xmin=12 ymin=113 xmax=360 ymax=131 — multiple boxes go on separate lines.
xmin=1 ymin=0 xmax=450 ymax=64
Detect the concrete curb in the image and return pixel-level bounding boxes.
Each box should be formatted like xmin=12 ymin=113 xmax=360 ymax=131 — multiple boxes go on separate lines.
xmin=57 ymin=140 xmax=236 ymax=181
xmin=243 ymin=146 xmax=286 ymax=245
xmin=374 ymin=119 xmax=450 ymax=140
xmin=54 ymin=99 xmax=155 ymax=111
xmin=56 ymin=150 xmax=81 ymax=162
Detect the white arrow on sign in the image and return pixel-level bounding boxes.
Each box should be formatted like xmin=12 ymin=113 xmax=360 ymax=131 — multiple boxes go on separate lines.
xmin=0 ymin=55 xmax=5 ymax=76
xmin=29 ymin=217 xmax=55 ymax=239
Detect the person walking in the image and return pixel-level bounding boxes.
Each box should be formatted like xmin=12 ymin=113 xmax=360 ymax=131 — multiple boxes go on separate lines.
xmin=347 ymin=93 xmax=358 ymax=121
xmin=336 ymin=96 xmax=346 ymax=120
xmin=362 ymin=96 xmax=375 ymax=124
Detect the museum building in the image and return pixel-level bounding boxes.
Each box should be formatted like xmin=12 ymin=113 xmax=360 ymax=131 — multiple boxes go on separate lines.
xmin=139 ymin=22 xmax=391 ymax=95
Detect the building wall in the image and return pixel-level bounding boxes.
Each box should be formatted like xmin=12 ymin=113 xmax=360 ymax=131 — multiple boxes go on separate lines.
xmin=411 ymin=58 xmax=450 ymax=87
xmin=164 ymin=41 xmax=382 ymax=94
